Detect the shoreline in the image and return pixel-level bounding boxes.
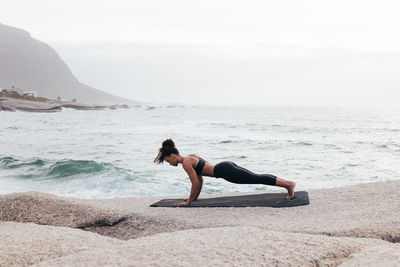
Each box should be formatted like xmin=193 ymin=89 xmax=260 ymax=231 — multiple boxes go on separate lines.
xmin=0 ymin=96 xmax=130 ymax=112
xmin=1 ymin=180 xmax=399 ymax=265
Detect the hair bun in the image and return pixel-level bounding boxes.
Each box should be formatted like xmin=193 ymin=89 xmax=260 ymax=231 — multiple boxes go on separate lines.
xmin=162 ymin=139 xmax=175 ymax=149
xmin=154 ymin=139 xmax=180 ymax=164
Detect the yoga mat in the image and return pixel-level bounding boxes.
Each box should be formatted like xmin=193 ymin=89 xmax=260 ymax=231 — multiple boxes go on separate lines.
xmin=150 ymin=191 xmax=309 ymax=208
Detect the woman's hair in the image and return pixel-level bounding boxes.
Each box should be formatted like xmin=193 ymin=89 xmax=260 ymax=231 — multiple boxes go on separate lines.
xmin=154 ymin=139 xmax=180 ymax=164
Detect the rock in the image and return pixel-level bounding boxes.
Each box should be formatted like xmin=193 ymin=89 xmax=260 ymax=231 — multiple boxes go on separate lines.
xmin=339 ymin=244 xmax=400 ymax=266
xmin=0 ymin=98 xmax=61 ymax=112
xmin=61 ymin=103 xmax=105 ymax=110
xmin=1 ymin=181 xmax=400 ymax=266
xmin=0 ymin=192 xmax=125 ymax=228
xmin=1 ymin=222 xmax=397 ymax=266
xmin=82 ymin=213 xmax=192 ymax=240
xmin=108 ymin=104 xmax=129 ymax=110
xmin=0 ymin=191 xmax=191 ymax=239
xmin=0 ymin=222 xmax=124 ymax=267
xmin=78 ymin=180 xmax=400 ymax=243
xmin=0 ymin=96 xmax=130 ymax=112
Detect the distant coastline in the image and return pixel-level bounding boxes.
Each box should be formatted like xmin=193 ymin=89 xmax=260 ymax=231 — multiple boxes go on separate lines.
xmin=0 ymin=90 xmax=129 ymax=112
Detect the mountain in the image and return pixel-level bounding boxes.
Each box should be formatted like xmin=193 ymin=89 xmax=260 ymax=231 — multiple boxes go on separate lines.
xmin=0 ymin=22 xmax=137 ymax=104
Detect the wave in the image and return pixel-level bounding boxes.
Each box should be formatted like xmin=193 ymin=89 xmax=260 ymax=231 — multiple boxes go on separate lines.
xmin=374 ymin=128 xmax=400 ymax=133
xmin=296 ymin=141 xmax=313 ymax=146
xmin=220 ymin=140 xmax=234 ymax=144
xmin=0 ymin=157 xmax=45 ymax=169
xmin=47 ymin=160 xmax=110 ymax=177
xmin=0 ymin=156 xmax=132 ymax=180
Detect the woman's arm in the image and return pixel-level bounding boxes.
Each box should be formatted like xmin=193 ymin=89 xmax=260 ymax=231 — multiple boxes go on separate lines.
xmin=194 ymin=175 xmax=203 ymax=200
xmin=184 ymin=175 xmax=203 ymax=201
xmin=175 ymin=161 xmax=201 ymax=206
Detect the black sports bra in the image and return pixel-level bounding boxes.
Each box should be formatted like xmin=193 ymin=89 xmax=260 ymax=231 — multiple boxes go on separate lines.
xmin=193 ymin=156 xmax=206 ymax=175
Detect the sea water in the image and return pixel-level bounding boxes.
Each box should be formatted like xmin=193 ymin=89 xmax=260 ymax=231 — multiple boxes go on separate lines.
xmin=1 ymin=105 xmax=399 ymax=198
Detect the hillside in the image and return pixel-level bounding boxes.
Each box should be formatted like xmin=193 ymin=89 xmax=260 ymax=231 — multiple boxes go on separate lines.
xmin=0 ymin=23 xmax=137 ymax=104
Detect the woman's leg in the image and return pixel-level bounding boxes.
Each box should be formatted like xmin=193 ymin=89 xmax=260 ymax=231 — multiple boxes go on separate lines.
xmin=228 ymin=162 xmax=277 ymax=185
xmin=217 ymin=161 xmax=296 ymax=200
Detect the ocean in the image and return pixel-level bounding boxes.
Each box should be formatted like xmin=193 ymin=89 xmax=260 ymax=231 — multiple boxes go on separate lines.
xmin=1 ymin=105 xmax=399 ymax=199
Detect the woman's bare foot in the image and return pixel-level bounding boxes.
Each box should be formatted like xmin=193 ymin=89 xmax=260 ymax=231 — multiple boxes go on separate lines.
xmin=286 ymin=181 xmax=296 ymax=200
xmin=275 ymin=178 xmax=296 ymax=200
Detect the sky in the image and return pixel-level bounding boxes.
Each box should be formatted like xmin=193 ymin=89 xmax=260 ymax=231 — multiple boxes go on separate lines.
xmin=1 ymin=0 xmax=400 ymax=106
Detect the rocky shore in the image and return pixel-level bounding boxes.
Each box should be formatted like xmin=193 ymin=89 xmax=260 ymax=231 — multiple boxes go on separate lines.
xmin=0 ymin=97 xmax=129 ymax=112
xmin=1 ymin=180 xmax=399 ymax=266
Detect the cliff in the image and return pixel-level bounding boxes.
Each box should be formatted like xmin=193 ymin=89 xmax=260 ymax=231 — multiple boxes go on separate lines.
xmin=0 ymin=23 xmax=136 ymax=104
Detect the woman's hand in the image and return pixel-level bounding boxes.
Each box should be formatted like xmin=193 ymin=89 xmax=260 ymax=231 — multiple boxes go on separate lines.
xmin=183 ymin=198 xmax=198 ymax=201
xmin=175 ymin=201 xmax=190 ymax=207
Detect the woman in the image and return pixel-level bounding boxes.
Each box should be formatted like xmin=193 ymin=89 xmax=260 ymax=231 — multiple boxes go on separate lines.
xmin=154 ymin=139 xmax=296 ymax=206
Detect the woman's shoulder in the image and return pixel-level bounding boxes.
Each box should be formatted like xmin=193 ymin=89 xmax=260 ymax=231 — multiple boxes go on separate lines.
xmin=181 ymin=156 xmax=197 ymax=170
xmin=188 ymin=154 xmax=207 ymax=163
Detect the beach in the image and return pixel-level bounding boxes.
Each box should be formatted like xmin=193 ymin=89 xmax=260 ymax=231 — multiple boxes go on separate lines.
xmin=1 ymin=180 xmax=399 ymax=266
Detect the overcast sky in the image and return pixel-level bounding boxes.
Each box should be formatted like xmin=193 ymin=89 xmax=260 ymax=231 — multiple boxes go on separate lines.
xmin=2 ymin=0 xmax=400 ymax=106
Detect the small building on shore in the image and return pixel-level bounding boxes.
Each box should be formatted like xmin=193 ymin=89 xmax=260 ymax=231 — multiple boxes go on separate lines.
xmin=1 ymin=88 xmax=24 ymax=95
xmin=1 ymin=88 xmax=38 ymax=98
xmin=23 ymin=91 xmax=38 ymax=97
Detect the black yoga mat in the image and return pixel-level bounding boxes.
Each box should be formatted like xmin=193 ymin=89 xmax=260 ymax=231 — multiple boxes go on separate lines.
xmin=150 ymin=191 xmax=309 ymax=208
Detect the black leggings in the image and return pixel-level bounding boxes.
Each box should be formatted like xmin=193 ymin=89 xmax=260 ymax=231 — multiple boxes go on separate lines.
xmin=213 ymin=161 xmax=277 ymax=185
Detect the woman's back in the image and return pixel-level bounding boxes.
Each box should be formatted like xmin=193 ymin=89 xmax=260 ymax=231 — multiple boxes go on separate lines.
xmin=188 ymin=154 xmax=214 ymax=177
